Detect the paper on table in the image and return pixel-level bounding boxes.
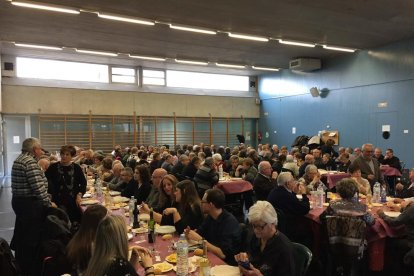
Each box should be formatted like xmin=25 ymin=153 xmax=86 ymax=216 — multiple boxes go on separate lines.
xmin=383 ymin=211 xmax=400 ymax=218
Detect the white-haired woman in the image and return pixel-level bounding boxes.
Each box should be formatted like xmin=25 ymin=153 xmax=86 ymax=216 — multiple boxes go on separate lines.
xmin=234 ymin=201 xmax=295 ymax=276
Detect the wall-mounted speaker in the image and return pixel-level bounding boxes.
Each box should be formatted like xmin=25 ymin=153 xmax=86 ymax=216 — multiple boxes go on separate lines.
xmin=310 ymin=87 xmax=320 ymax=97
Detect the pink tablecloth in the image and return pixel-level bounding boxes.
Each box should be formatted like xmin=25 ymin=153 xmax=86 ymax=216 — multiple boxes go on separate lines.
xmin=322 ymin=172 xmax=351 ymax=189
xmin=129 ymin=233 xmax=226 ymax=275
xmin=305 ymin=201 xmax=404 ymax=271
xmin=215 ymin=179 xmax=253 ymax=194
xmin=380 ymin=166 xmax=402 ymax=177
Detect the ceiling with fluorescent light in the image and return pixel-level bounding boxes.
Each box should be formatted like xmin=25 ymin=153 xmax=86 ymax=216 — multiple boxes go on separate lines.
xmin=1 ymin=0 xmax=414 ymax=75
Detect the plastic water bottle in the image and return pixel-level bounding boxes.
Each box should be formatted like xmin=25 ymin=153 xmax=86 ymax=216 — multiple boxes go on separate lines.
xmin=373 ymin=182 xmax=381 ymax=203
xmin=219 ymin=165 xmax=223 ymax=179
xmin=176 ymin=234 xmax=189 ymax=276
xmin=316 ymin=183 xmax=324 ymax=208
xmin=129 ymin=196 xmax=135 ymax=226
xmin=96 ymin=179 xmax=103 ymax=198
xmin=380 ymin=185 xmax=387 ymax=203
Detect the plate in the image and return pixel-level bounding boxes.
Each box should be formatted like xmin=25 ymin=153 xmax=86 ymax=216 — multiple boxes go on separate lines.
xmin=210 ymin=265 xmax=240 ymax=276
xmin=82 ymin=193 xmax=92 ymax=198
xmin=153 ymin=262 xmax=173 ymax=273
xmin=372 ymin=203 xmax=383 ymax=207
xmin=80 ymin=199 xmax=99 ymax=205
xmin=132 ymin=227 xmax=147 ymax=234
xmin=127 ymin=233 xmax=134 ymax=241
xmin=172 ymin=264 xmax=197 ymax=273
xmin=139 ymin=213 xmax=150 ymax=221
xmin=113 ymin=196 xmax=130 ymax=203
xmin=383 ymin=211 xmax=401 ymax=218
xmin=323 ymin=203 xmax=329 ymax=207
xmin=109 ymin=191 xmax=121 ymax=196
xmin=155 ymin=225 xmax=176 ymax=234
xmin=230 ymin=177 xmax=242 ymax=181
xmin=165 ymin=253 xmax=177 ymax=263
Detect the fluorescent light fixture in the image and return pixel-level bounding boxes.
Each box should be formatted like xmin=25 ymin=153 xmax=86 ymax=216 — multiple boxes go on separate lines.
xmin=322 ymin=45 xmax=356 ymax=52
xmin=216 ymin=63 xmax=245 ymax=69
xmin=252 ymin=66 xmax=279 ymax=72
xmin=228 ymin=33 xmax=269 ymax=42
xmin=75 ymin=49 xmax=118 ymax=57
xmin=278 ymin=39 xmax=315 ymax=48
xmin=11 ymin=1 xmax=80 ymax=14
xmin=129 ymin=54 xmax=166 ymax=61
xmin=175 ymin=59 xmax=209 ymax=65
xmin=97 ymin=12 xmax=154 ymax=26
xmin=14 ymin=42 xmax=62 ymax=51
xmin=169 ymin=24 xmax=216 ymax=35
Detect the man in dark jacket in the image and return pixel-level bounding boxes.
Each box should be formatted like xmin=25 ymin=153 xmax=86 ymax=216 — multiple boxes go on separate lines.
xmin=194 ymin=157 xmax=219 ymax=197
xmin=253 ymin=161 xmax=277 ymax=200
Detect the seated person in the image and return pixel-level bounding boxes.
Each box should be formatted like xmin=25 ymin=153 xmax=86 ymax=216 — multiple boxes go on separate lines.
xmin=83 ymin=215 xmax=153 ymax=276
xmin=104 ymin=162 xmax=123 ymax=188
xmin=320 ymin=178 xmax=375 ymax=226
xmin=298 ymin=164 xmax=327 ymax=193
xmin=337 ymin=153 xmax=351 ymax=173
xmin=395 ymin=168 xmax=414 ymax=199
xmin=193 ymin=157 xmax=219 ymax=196
xmin=240 ymin=157 xmax=258 ymax=184
xmin=182 ymin=156 xmax=201 ymax=180
xmin=171 ymin=154 xmax=189 ymax=181
xmin=109 ymin=167 xmax=132 ymax=192
xmin=349 ymin=163 xmax=372 ymax=196
xmin=321 ymin=153 xmax=337 ymax=171
xmin=228 ymin=155 xmax=242 ymax=177
xmin=122 ymin=165 xmax=151 ymax=204
xmin=282 ymin=155 xmax=299 ymax=178
xmin=185 ymin=189 xmax=241 ymax=265
xmin=253 ymin=161 xmax=278 ymax=201
xmin=146 ymin=168 xmax=168 ymax=209
xmin=141 ymin=180 xmax=203 ymax=234
xmin=235 ymin=201 xmax=295 ymax=276
xmin=382 ymin=148 xmax=402 ymax=172
xmin=377 ymin=200 xmax=414 ymax=274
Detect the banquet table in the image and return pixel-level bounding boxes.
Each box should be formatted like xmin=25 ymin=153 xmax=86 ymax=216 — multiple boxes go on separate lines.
xmin=305 ymin=198 xmax=405 ymax=271
xmin=321 ymin=172 xmax=351 ymax=189
xmin=380 ymin=166 xmax=402 ymax=177
xmin=215 ymin=178 xmax=253 ymax=194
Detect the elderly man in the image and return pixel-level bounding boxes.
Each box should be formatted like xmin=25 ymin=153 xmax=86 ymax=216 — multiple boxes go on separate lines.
xmin=298 ymin=164 xmax=327 ymax=192
xmin=374 ymin=148 xmax=385 ymax=164
xmin=185 ymin=189 xmax=241 ymax=265
xmin=313 ymin=148 xmax=324 ymax=169
xmin=11 ymin=138 xmax=55 ymax=275
xmin=352 ymin=143 xmax=383 ymax=186
xmin=106 ymin=162 xmax=124 ymax=188
xmin=161 ymin=154 xmax=174 ymax=173
xmin=146 ymin=168 xmax=168 ymax=208
xmin=253 ymin=161 xmax=278 ymax=200
xmin=299 ymin=154 xmax=315 ymax=178
xmin=171 ymin=154 xmax=189 ymax=181
xmin=111 ymin=167 xmax=133 ymax=192
xmin=267 ymin=172 xmax=310 ymax=244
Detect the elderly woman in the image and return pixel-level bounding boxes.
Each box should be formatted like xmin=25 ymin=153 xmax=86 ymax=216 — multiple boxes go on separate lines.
xmin=212 ymin=153 xmax=225 ymax=172
xmin=282 ymin=155 xmax=299 ymax=177
xmin=46 ymin=145 xmax=87 ymax=223
xmin=320 ymin=178 xmax=375 ymax=225
xmin=348 ymin=163 xmax=372 ymax=196
xmin=298 ymin=164 xmax=327 ymax=193
xmin=235 ymin=201 xmax=296 ymax=276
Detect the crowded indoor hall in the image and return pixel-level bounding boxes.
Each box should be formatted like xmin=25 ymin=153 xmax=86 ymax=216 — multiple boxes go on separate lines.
xmin=1 ymin=1 xmax=414 ymax=276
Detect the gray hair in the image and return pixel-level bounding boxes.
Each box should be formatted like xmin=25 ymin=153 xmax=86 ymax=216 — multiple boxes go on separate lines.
xmin=22 ymin=137 xmax=41 ymax=153
xmin=204 ymin=157 xmax=214 ymax=167
xmin=248 ymin=201 xmax=278 ymax=225
xmin=286 ymin=155 xmax=294 ymax=163
xmin=121 ymin=167 xmax=133 ymax=176
xmin=179 ymin=154 xmax=189 ymax=162
xmin=305 ymin=164 xmax=318 ymax=174
xmin=301 ymin=146 xmax=309 ymax=154
xmin=277 ymin=172 xmax=293 ymax=187
xmin=336 ymin=178 xmax=358 ymax=199
xmin=361 ymin=143 xmax=373 ymax=152
xmin=258 ymin=161 xmax=270 ymax=173
xmin=212 ymin=153 xmax=222 ymax=162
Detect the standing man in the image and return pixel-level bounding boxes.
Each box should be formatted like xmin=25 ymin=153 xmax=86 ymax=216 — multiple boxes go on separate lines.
xmin=11 ymin=138 xmax=55 ymax=275
xmin=352 ymin=143 xmax=383 ymax=186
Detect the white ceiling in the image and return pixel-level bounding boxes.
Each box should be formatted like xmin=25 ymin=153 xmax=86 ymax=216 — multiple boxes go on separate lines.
xmin=1 ymin=0 xmax=414 ymax=75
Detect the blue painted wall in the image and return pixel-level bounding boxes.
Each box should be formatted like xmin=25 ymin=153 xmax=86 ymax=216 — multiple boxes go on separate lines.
xmin=258 ymin=38 xmax=414 ymax=168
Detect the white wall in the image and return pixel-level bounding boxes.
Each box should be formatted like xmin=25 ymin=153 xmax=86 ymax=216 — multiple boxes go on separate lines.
xmin=2 ymin=84 xmax=260 ymax=118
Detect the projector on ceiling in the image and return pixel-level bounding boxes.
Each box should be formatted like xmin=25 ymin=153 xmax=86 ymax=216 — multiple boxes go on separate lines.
xmin=289 ymin=58 xmax=321 ymax=71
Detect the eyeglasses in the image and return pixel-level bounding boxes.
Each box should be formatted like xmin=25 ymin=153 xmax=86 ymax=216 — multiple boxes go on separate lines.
xmin=251 ymin=223 xmax=267 ymax=230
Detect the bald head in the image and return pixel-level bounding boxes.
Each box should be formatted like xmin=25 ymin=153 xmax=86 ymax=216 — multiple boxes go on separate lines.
xmin=305 ymin=154 xmax=315 ymax=164
xmin=151 ymin=168 xmax=168 ymax=188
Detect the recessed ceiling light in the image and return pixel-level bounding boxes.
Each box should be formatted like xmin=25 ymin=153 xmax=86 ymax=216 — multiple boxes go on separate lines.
xmin=75 ymin=49 xmax=118 ymax=57
xmin=228 ymin=33 xmax=269 ymax=42
xmin=11 ymin=1 xmax=80 ymax=14
xmin=169 ymin=24 xmax=216 ymax=35
xmin=14 ymin=42 xmax=62 ymax=51
xmin=278 ymin=39 xmax=315 ymax=48
xmin=97 ymin=12 xmax=154 ymax=26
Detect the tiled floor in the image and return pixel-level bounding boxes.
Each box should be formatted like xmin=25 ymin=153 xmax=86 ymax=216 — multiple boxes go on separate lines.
xmin=0 ymin=177 xmax=15 ymax=244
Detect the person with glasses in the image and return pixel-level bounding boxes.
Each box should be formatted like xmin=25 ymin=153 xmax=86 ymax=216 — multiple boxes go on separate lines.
xmin=234 ymin=201 xmax=295 ymax=276
xmin=185 ymin=188 xmax=241 ymax=265
xmin=351 ymin=143 xmax=384 ymax=186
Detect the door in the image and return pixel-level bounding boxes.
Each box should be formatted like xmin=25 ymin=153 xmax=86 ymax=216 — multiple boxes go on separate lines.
xmin=4 ymin=116 xmax=31 ymax=176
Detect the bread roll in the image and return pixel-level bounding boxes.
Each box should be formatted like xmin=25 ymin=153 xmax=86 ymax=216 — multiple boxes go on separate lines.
xmin=162 ymin=234 xmax=172 ymax=240
xmin=194 ymin=248 xmax=204 ymax=256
